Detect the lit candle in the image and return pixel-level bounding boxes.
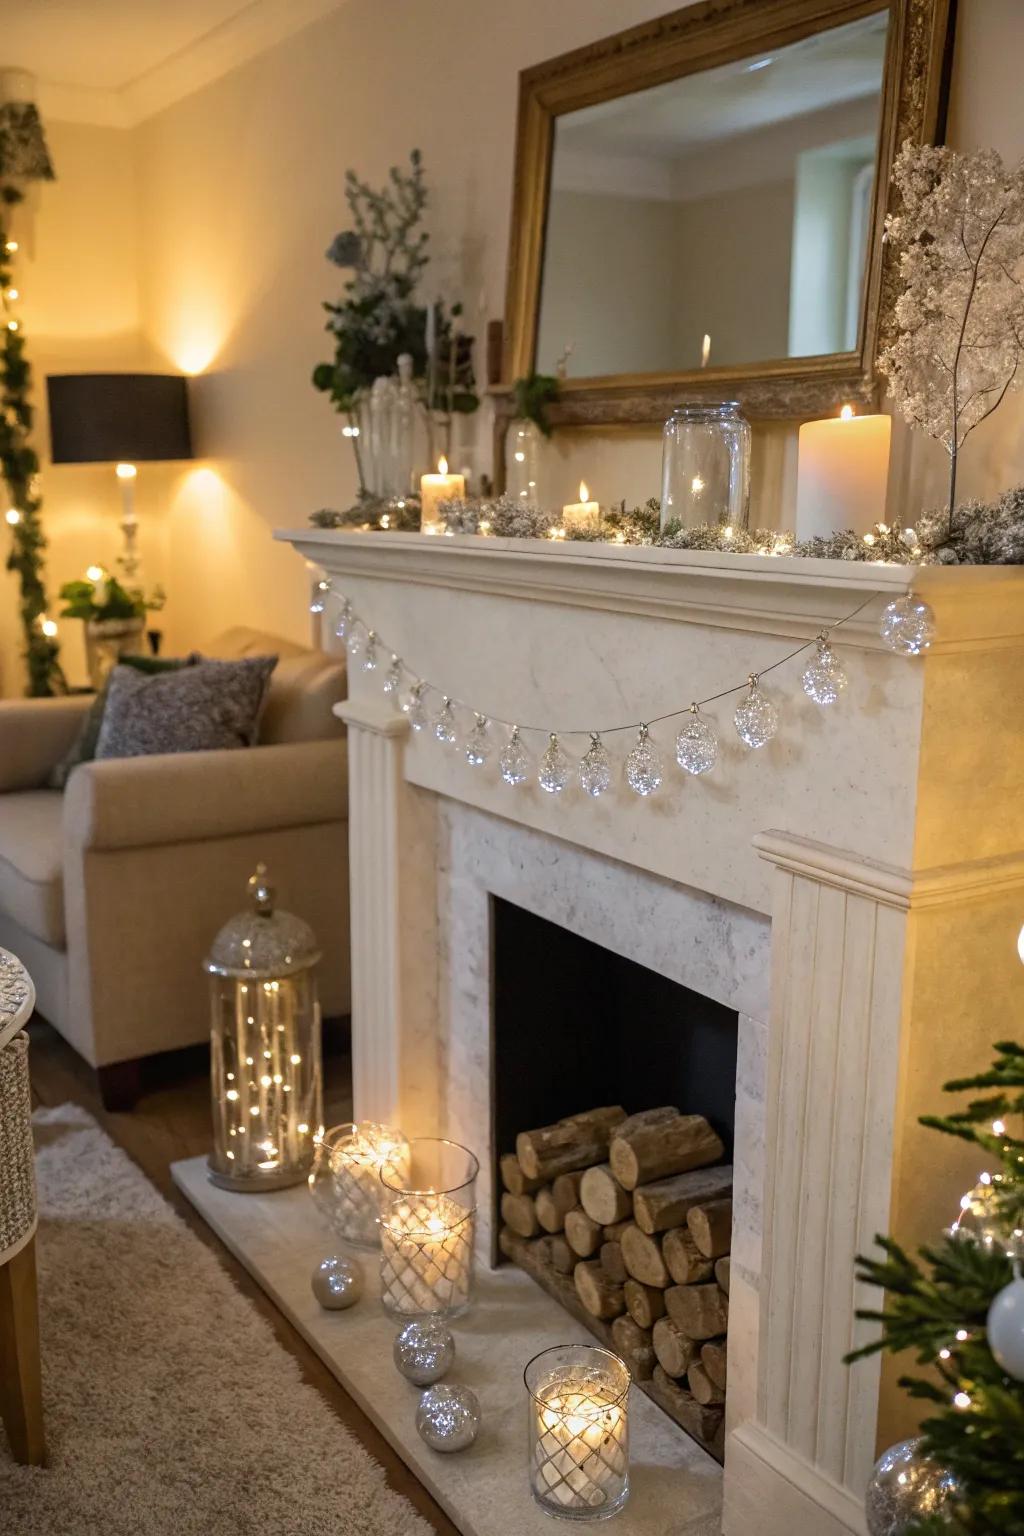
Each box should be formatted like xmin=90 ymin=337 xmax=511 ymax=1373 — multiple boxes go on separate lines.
xmin=311 ymin=1122 xmax=409 ymax=1249
xmin=526 ymin=1347 xmax=631 ymax=1519
xmin=795 ymin=405 xmax=892 ymax=541
xmin=701 ymin=333 xmax=711 ymax=368
xmin=379 ymin=1191 xmax=474 ymax=1317
xmin=562 ymin=480 xmax=601 ymax=533
xmin=419 ymin=455 xmax=465 ymax=534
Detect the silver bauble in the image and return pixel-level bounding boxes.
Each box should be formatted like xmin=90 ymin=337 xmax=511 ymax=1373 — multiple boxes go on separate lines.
xmin=865 ymin=1437 xmax=959 ymax=1536
xmin=987 ymin=1272 xmax=1024 ymax=1380
xmin=879 ymin=595 xmax=936 ymax=655
xmin=393 ymin=1318 xmax=456 ymax=1385
xmin=416 ymin=1383 xmax=481 ymax=1452
xmin=311 ymin=1254 xmax=364 ymax=1310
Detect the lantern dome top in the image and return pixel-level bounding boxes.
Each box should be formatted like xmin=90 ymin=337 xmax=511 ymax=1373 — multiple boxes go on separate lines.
xmin=204 ymin=863 xmax=321 ymax=978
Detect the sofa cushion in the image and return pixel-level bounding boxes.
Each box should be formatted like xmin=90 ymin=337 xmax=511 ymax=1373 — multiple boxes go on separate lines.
xmin=0 ymin=790 xmax=64 ymax=947
xmin=95 ymin=655 xmax=278 ymax=760
xmin=201 ymin=626 xmax=345 ymax=744
xmin=49 ymin=653 xmax=199 ymax=789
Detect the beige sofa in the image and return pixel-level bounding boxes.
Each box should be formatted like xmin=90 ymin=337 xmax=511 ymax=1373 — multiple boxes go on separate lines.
xmin=0 ymin=627 xmax=350 ymax=1108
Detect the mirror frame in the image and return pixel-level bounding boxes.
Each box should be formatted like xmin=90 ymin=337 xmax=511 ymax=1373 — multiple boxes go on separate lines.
xmin=498 ymin=0 xmax=956 ymax=438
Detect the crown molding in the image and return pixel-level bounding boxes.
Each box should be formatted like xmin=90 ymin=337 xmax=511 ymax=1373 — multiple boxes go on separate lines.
xmin=37 ymin=0 xmax=346 ymax=130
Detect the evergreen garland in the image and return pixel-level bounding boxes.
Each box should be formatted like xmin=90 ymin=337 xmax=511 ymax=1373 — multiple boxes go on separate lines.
xmin=847 ymin=1041 xmax=1024 ymax=1534
xmin=1 ymin=185 xmax=63 ymax=695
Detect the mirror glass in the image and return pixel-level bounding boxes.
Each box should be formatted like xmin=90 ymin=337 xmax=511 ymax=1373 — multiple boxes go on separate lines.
xmin=535 ymin=10 xmax=889 ymax=378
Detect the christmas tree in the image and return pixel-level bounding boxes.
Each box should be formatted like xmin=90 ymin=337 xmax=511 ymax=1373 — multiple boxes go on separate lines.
xmin=848 ymin=1040 xmax=1024 ymax=1534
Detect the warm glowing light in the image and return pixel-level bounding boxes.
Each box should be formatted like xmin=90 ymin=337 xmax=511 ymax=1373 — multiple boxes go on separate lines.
xmin=1018 ymin=921 xmax=1024 ymax=965
xmin=226 ymin=1089 xmax=239 ymax=1102
xmin=939 ymin=1348 xmax=951 ymax=1360
xmin=955 ymin=1328 xmax=969 ymax=1342
xmin=994 ymin=1119 xmax=1007 ymax=1136
xmin=6 ymin=288 xmax=18 ymax=301
xmin=514 ymin=450 xmax=526 ymax=462
xmin=5 ymin=240 xmax=17 ymax=253
xmin=86 ymin=564 xmax=104 ymax=581
xmin=953 ymin=1392 xmax=971 ymax=1410
xmin=840 ymin=404 xmax=855 ymax=421
xmin=478 ymin=519 xmax=492 ymax=535
xmin=342 ymin=424 xmax=360 ymax=438
xmin=7 ymin=320 xmax=17 ymax=332
xmin=438 ymin=455 xmax=448 ymax=476
xmin=40 ymin=618 xmax=58 ymax=637
xmin=379 ymin=513 xmax=390 ymax=529
xmin=691 ymin=475 xmax=705 ymax=494
xmin=863 ymin=532 xmax=876 ymax=546
xmin=116 ymin=462 xmax=137 ymax=480
xmin=5 ymin=508 xmax=20 ymax=525
xmin=701 ymin=333 xmax=711 ymax=367
xmin=579 ymin=481 xmax=589 ymax=502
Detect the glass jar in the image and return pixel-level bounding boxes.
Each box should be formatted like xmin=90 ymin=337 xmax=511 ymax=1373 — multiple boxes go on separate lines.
xmin=525 ymin=1344 xmax=631 ymax=1521
xmin=660 ymin=402 xmax=751 ymax=533
xmin=378 ymin=1137 xmax=478 ymax=1319
xmin=308 ymin=1122 xmax=409 ymax=1249
xmin=505 ymin=418 xmax=546 ymax=508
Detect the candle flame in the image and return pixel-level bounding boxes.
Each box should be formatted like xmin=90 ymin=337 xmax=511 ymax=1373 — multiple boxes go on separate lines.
xmin=839 ymin=404 xmax=855 ymax=420
xmin=579 ymin=481 xmax=589 ymax=502
xmin=701 ymin=333 xmax=711 ymax=368
xmin=438 ymin=455 xmax=448 ymax=475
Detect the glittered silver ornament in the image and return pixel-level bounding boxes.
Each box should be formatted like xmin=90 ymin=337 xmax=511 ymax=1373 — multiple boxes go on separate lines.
xmin=539 ymin=734 xmax=572 ymax=794
xmin=879 ymin=594 xmax=936 ymax=655
xmin=311 ymin=1254 xmax=364 ymax=1310
xmin=362 ymin=631 xmax=379 ymax=671
xmin=393 ymin=1318 xmax=456 ymax=1386
xmin=675 ymin=706 xmax=717 ymax=776
xmin=987 ymin=1265 xmax=1024 ymax=1380
xmin=383 ymin=655 xmax=402 ymax=697
xmin=802 ymin=636 xmax=848 ymax=707
xmin=499 ymin=726 xmax=531 ymax=786
xmin=734 ymin=677 xmax=778 ymax=748
xmin=433 ymin=697 xmax=458 ymax=746
xmin=625 ymin=724 xmax=663 ymax=796
xmin=334 ymin=599 xmax=353 ymax=640
xmin=865 ymin=1438 xmax=959 ymax=1535
xmin=403 ymin=683 xmax=428 ymax=731
xmin=415 ymin=1383 xmax=481 ymax=1452
xmin=578 ymin=734 xmax=612 ymax=797
xmin=309 ymin=581 xmax=329 ymax=615
xmin=465 ymin=715 xmax=490 ymax=767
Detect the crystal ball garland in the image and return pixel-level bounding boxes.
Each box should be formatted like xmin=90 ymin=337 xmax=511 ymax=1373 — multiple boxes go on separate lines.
xmin=465 ymin=714 xmax=490 ymax=767
xmin=433 ymin=696 xmax=458 ymax=747
xmin=675 ymin=705 xmax=718 ymax=776
xmin=539 ymin=734 xmax=572 ymax=794
xmin=625 ymin=724 xmax=664 ymax=796
xmin=415 ymin=1383 xmax=482 ymax=1452
xmin=801 ymin=633 xmax=848 ymax=707
xmin=499 ymin=726 xmax=532 ymax=786
xmin=865 ymin=1438 xmax=960 ymax=1535
xmin=578 ymin=733 xmax=612 ymax=797
xmin=879 ymin=593 xmax=936 ymax=655
xmin=734 ymin=675 xmax=779 ymax=749
xmin=393 ymin=1318 xmax=456 ymax=1386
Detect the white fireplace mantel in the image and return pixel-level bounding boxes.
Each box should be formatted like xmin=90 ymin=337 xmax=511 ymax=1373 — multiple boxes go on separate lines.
xmin=280 ymin=527 xmax=1024 ymax=1536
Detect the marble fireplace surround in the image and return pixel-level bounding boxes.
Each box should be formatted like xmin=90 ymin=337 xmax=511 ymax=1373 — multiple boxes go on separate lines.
xmin=280 ymin=529 xmax=1024 ymax=1536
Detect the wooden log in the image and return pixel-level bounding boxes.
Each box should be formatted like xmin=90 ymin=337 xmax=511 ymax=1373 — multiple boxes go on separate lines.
xmin=602 ymin=1219 xmax=633 ymax=1243
xmin=632 ymin=1165 xmax=733 ymax=1235
xmin=615 ymin=1106 xmax=680 ymax=1138
xmin=688 ymin=1360 xmax=726 ymax=1406
xmin=701 ymin=1339 xmax=728 ymax=1391
xmin=610 ymin=1315 xmax=655 ymax=1381
xmin=663 ymin=1227 xmax=715 ymax=1286
xmin=609 ymin=1113 xmax=724 ymax=1191
xmin=652 ymin=1316 xmax=698 ymax=1378
xmin=714 ymin=1256 xmax=731 ymax=1296
xmin=551 ymin=1171 xmax=584 ymax=1214
xmin=548 ymin=1235 xmax=577 ymax=1275
xmin=535 ymin=1186 xmax=565 ymax=1234
xmin=499 ymin=1227 xmax=612 ymax=1346
xmin=579 ymin=1163 xmax=632 ymax=1227
xmin=665 ymin=1282 xmax=729 ymax=1340
xmin=648 ymin=1366 xmax=724 ymax=1446
xmin=564 ymin=1207 xmax=603 ymax=1259
xmin=599 ymin=1242 xmax=627 ymax=1284
xmin=623 ymin=1278 xmax=666 ymax=1330
xmin=499 ymin=1152 xmax=545 ymax=1196
xmin=574 ymin=1260 xmax=625 ymax=1321
xmin=501 ymin=1191 xmax=539 ymax=1239
xmin=687 ymin=1198 xmax=733 ymax=1259
xmin=620 ymin=1224 xmax=669 ymax=1288
xmin=517 ymin=1106 xmax=626 ymax=1181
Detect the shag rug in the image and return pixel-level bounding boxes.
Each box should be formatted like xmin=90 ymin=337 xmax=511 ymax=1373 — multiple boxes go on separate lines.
xmin=0 ymin=1105 xmax=431 ymax=1536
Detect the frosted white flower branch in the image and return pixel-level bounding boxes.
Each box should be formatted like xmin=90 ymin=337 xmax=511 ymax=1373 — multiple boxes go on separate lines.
xmin=312 ymin=581 xmax=935 ymax=800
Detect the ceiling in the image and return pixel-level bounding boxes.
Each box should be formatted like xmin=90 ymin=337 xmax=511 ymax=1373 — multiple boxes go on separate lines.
xmin=0 ymin=0 xmax=345 ymax=126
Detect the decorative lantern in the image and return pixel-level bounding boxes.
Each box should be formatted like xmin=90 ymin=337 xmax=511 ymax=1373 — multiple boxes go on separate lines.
xmin=378 ymin=1137 xmax=478 ymax=1319
xmin=525 ymin=1344 xmax=631 ymax=1520
xmin=205 ymin=864 xmax=323 ymax=1192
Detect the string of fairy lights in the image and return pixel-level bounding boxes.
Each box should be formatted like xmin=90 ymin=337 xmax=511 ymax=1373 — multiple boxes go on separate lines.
xmin=310 ymin=578 xmax=936 ymax=799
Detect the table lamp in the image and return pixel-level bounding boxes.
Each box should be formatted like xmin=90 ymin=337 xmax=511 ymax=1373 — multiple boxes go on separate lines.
xmin=46 ymin=373 xmax=192 ymax=583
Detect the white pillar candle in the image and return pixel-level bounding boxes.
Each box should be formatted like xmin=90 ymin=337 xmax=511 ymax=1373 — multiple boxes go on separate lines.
xmin=419 ymin=456 xmax=465 ymax=534
xmin=795 ymin=406 xmax=891 ymax=541
xmin=530 ymin=1374 xmax=629 ymax=1515
xmin=379 ymin=1191 xmax=475 ymax=1317
xmin=562 ymin=480 xmax=601 ymax=533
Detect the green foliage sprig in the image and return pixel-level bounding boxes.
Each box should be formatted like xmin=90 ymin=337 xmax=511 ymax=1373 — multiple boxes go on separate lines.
xmin=512 ymin=374 xmax=560 ymax=436
xmin=58 ymin=572 xmax=163 ymax=623
xmin=847 ymin=1041 xmax=1024 ymax=1535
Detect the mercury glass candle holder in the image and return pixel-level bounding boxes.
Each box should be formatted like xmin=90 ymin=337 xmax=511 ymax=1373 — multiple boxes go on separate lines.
xmin=309 ymin=1121 xmax=410 ymax=1249
xmin=378 ymin=1137 xmax=478 ymax=1319
xmin=525 ymin=1345 xmax=631 ymax=1521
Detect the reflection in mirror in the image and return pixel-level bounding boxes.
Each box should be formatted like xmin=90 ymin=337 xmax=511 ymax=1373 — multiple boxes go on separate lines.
xmin=535 ymin=10 xmax=889 ymax=379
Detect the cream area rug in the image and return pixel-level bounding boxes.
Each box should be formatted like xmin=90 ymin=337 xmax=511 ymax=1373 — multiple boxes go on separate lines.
xmin=0 ymin=1106 xmax=431 ymax=1536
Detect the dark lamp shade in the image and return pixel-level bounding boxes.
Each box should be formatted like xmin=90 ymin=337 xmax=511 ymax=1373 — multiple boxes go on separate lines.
xmin=46 ymin=373 xmax=193 ymax=465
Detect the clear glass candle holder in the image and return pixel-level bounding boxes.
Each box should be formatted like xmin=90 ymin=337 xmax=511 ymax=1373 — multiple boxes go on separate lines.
xmin=378 ymin=1137 xmax=478 ymax=1319
xmin=308 ymin=1122 xmax=409 ymax=1249
xmin=660 ymin=401 xmax=751 ymax=532
xmin=525 ymin=1345 xmax=631 ymax=1521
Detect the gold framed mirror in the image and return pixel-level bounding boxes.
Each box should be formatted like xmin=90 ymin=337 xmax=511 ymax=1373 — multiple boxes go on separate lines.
xmin=498 ymin=0 xmax=956 ymax=444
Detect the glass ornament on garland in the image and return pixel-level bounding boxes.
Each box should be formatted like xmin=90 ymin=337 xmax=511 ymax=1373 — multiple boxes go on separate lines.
xmin=734 ymin=677 xmax=779 ymax=749
xmin=625 ymin=725 xmax=663 ymax=797
xmin=539 ymin=734 xmax=572 ymax=794
xmin=801 ymin=634 xmax=848 ymax=707
xmin=383 ymin=655 xmax=402 ymax=696
xmin=346 ymin=622 xmax=365 ymax=660
xmin=465 ymin=714 xmax=490 ymax=767
xmin=500 ymin=726 xmax=531 ymax=787
xmin=361 ymin=631 xmax=379 ymax=672
xmin=879 ymin=594 xmax=936 ymax=656
xmin=403 ymin=681 xmax=428 ymax=732
xmin=675 ymin=705 xmax=718 ymax=776
xmin=335 ymin=599 xmax=354 ymax=641
xmin=433 ymin=696 xmax=457 ymax=747
xmin=578 ymin=734 xmax=613 ymax=798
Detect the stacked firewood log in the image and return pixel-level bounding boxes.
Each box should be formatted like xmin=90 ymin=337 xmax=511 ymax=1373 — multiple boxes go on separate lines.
xmin=498 ymin=1105 xmax=731 ymax=1460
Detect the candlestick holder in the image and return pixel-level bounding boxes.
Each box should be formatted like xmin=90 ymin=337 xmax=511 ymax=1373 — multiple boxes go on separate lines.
xmin=309 ymin=1121 xmax=409 ymax=1249
xmin=378 ymin=1137 xmax=478 ymax=1319
xmin=525 ymin=1344 xmax=631 ymax=1521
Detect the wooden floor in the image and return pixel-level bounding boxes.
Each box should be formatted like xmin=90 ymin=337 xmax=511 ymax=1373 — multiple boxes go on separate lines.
xmin=27 ymin=1018 xmax=459 ymax=1536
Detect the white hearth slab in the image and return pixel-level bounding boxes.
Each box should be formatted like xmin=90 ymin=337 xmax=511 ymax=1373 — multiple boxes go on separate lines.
xmin=172 ymin=1156 xmax=723 ymax=1536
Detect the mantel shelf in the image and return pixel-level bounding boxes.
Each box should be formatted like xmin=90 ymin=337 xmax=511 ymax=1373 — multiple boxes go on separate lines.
xmin=277 ymin=528 xmax=1024 ymax=652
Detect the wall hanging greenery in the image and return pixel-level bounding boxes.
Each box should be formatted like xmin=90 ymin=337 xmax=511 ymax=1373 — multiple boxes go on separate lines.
xmin=0 ymin=88 xmax=62 ymax=696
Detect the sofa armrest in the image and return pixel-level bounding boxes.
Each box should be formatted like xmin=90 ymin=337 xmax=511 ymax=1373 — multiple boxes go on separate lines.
xmin=63 ymin=738 xmax=348 ymax=852
xmin=0 ymin=695 xmax=92 ymax=791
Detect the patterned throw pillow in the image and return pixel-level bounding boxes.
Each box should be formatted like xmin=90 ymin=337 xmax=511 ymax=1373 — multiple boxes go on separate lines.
xmin=94 ymin=654 xmax=278 ymax=760
xmin=49 ymin=653 xmax=198 ymax=789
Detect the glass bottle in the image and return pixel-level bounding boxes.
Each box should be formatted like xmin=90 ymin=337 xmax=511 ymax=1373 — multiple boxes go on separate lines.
xmin=660 ymin=402 xmax=751 ymax=532
xmin=505 ymin=418 xmax=545 ymax=507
